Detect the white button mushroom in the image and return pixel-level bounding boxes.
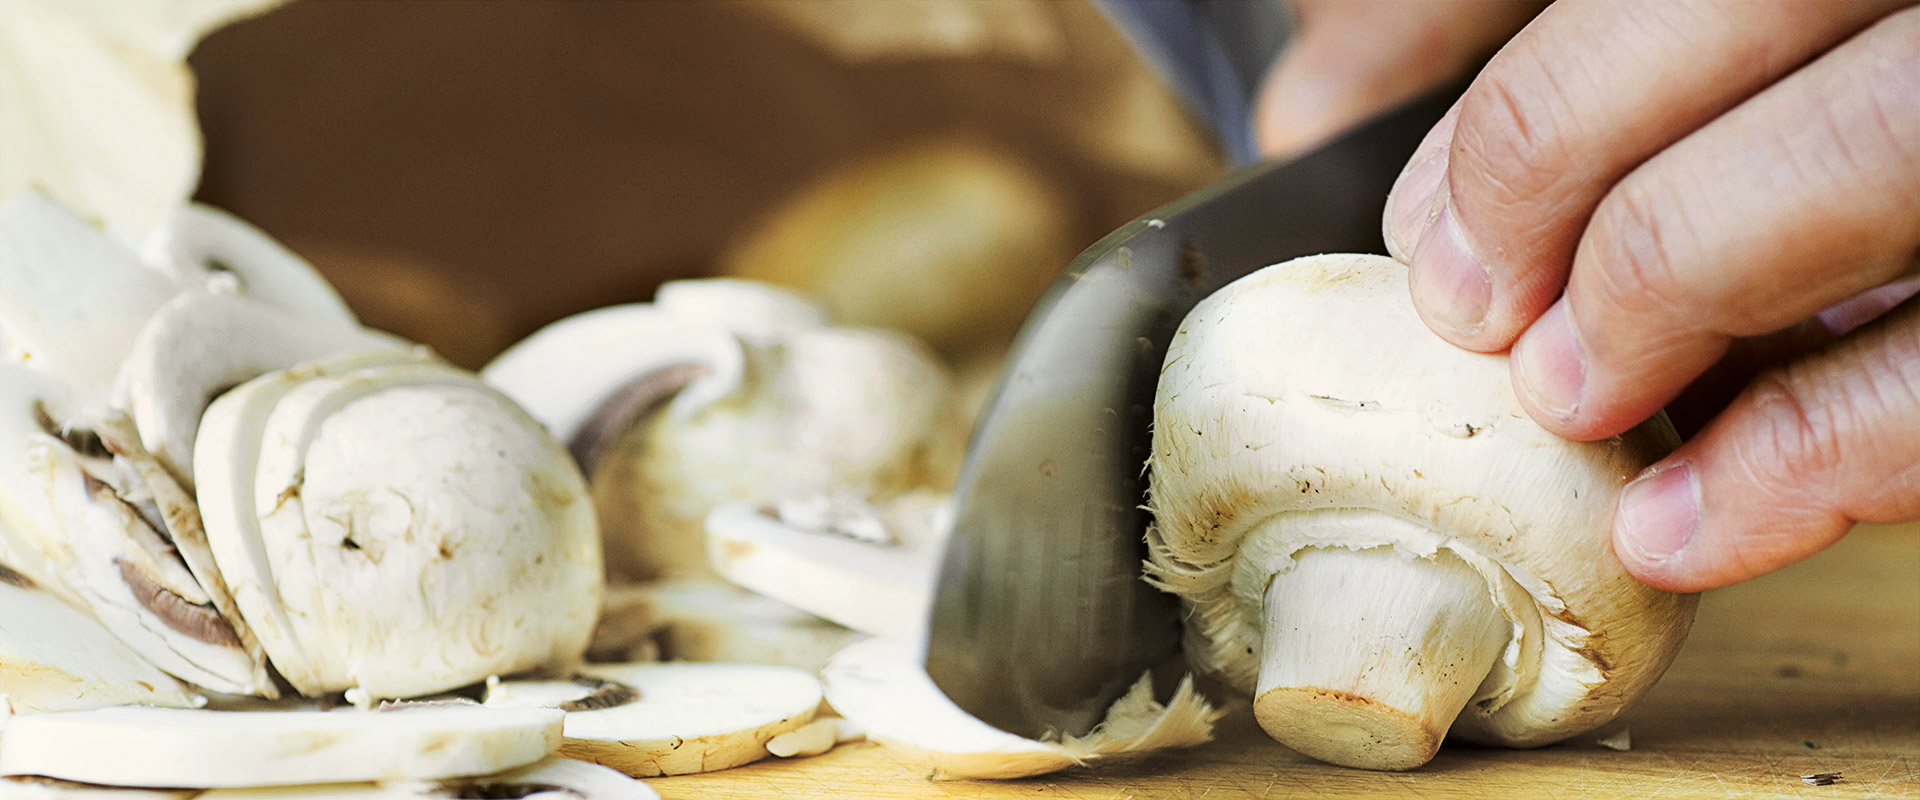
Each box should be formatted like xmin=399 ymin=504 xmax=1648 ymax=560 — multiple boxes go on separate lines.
xmin=138 ymin=204 xmax=357 ymax=326
xmin=1146 ymin=253 xmax=1697 ymax=770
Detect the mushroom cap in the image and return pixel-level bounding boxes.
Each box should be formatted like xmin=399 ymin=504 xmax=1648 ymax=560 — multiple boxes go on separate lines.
xmin=196 ymin=351 xmax=601 ymax=698
xmin=1146 ymin=254 xmax=1696 ymax=747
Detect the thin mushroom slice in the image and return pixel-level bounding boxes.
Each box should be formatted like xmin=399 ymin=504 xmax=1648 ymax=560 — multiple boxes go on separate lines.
xmin=0 ymin=193 xmax=178 ymax=404
xmin=197 ymin=352 xmax=601 ymax=698
xmin=0 ymin=567 xmax=200 ymax=713
xmin=705 ymin=493 xmax=951 ymax=638
xmin=821 ymin=637 xmax=1220 ymax=779
xmin=113 ymin=291 xmax=406 ymax=485
xmin=195 ymin=758 xmax=658 ymax=800
xmin=608 ymin=578 xmax=855 ymax=669
xmin=0 ymin=705 xmax=564 ymax=789
xmin=485 ymin=662 xmax=823 ymax=777
xmin=0 ymin=778 xmax=196 ymax=800
xmin=1145 ymin=254 xmax=1695 ymax=770
xmin=139 ymin=203 xmax=356 ymax=325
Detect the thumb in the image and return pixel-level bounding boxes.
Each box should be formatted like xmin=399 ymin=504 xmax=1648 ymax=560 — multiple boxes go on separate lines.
xmin=1254 ymin=0 xmax=1542 ymax=157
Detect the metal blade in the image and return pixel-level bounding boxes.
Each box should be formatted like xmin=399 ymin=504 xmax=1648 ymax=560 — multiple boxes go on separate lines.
xmin=923 ymin=87 xmax=1458 ymax=740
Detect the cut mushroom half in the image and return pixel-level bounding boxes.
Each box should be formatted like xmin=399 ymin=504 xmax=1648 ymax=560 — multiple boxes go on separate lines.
xmin=196 ymin=350 xmax=602 ymax=698
xmin=0 ymin=564 xmax=201 ymax=713
xmin=138 ymin=204 xmax=357 ymax=326
xmin=821 ymin=637 xmax=1220 ymax=779
xmin=113 ymin=290 xmax=406 ymax=485
xmin=1146 ymin=254 xmax=1696 ymax=770
xmin=705 ymin=493 xmax=951 ymax=638
xmin=485 ymin=662 xmax=823 ymax=776
xmin=0 ymin=705 xmax=563 ymax=788
xmin=0 ymin=192 xmax=178 ymax=405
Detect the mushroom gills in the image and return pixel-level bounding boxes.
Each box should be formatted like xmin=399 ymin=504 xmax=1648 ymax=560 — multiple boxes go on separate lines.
xmin=0 ymin=705 xmax=563 ymax=788
xmin=1253 ymin=545 xmax=1510 ymax=771
xmin=0 ymin=571 xmax=200 ymax=713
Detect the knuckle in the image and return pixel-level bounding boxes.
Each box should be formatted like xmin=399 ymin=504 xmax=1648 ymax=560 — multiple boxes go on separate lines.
xmin=1735 ymin=370 xmax=1848 ymax=498
xmin=1581 ymin=179 xmax=1699 ymax=322
xmin=1452 ymin=41 xmax=1583 ymax=216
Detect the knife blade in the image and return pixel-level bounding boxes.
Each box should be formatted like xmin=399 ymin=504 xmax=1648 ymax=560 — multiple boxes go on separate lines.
xmin=923 ymin=86 xmax=1459 ymax=740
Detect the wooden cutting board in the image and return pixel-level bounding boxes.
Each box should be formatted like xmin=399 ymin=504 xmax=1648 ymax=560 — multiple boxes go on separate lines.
xmin=650 ymin=524 xmax=1920 ymax=799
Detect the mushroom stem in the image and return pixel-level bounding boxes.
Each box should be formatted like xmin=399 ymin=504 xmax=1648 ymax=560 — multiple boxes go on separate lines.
xmin=1252 ymin=546 xmax=1508 ymax=771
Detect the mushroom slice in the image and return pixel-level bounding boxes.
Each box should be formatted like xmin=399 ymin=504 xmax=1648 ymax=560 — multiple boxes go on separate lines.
xmin=0 ymin=193 xmax=177 ymax=404
xmin=1146 ymin=254 xmax=1696 ymax=770
xmin=0 ymin=705 xmax=563 ymax=788
xmin=195 ymin=758 xmax=658 ymax=800
xmin=0 ymin=566 xmax=200 ymax=713
xmin=821 ymin=638 xmax=1220 ymax=779
xmin=705 ymin=492 xmax=951 ymax=638
xmin=197 ymin=351 xmax=601 ymax=698
xmin=606 ymin=578 xmax=855 ymax=669
xmin=139 ymin=203 xmax=356 ymax=325
xmin=0 ymin=778 xmax=195 ymax=800
xmin=485 ymin=662 xmax=823 ymax=777
xmin=113 ymin=291 xmax=406 ymax=485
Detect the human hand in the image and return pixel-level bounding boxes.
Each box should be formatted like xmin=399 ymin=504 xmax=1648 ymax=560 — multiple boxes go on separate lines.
xmin=1375 ymin=0 xmax=1920 ymax=592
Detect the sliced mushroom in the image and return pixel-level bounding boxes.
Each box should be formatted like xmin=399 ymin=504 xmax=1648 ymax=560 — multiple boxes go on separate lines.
xmin=484 ymin=280 xmax=960 ymax=583
xmin=196 ymin=351 xmax=602 ymax=699
xmin=598 ymin=578 xmax=855 ymax=669
xmin=821 ymin=638 xmax=1220 ymax=779
xmin=1146 ymin=254 xmax=1696 ymax=770
xmin=0 ymin=193 xmax=177 ymax=405
xmin=0 ymin=366 xmax=266 ymax=696
xmin=113 ymin=290 xmax=406 ymax=486
xmin=0 ymin=705 xmax=563 ymax=788
xmin=0 ymin=777 xmax=196 ymax=800
xmin=704 ymin=492 xmax=951 ymax=638
xmin=485 ymin=662 xmax=823 ymax=777
xmin=138 ymin=204 xmax=356 ymax=325
xmin=194 ymin=758 xmax=658 ymax=800
xmin=0 ymin=566 xmax=200 ymax=713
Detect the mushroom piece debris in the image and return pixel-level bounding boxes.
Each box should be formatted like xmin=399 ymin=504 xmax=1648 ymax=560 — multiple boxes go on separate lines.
xmin=1146 ymin=254 xmax=1697 ymax=770
xmin=485 ymin=662 xmax=824 ymax=777
xmin=0 ymin=705 xmax=563 ymax=788
xmin=821 ymin=637 xmax=1220 ymax=779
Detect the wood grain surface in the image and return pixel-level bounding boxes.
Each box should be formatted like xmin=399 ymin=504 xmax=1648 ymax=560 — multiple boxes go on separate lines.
xmin=651 ymin=523 xmax=1920 ymax=799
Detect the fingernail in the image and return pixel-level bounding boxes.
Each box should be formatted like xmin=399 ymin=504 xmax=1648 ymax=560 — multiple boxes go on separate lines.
xmin=1617 ymin=462 xmax=1701 ymax=563
xmin=1512 ymin=301 xmax=1585 ymax=422
xmin=1384 ymin=147 xmax=1447 ymax=261
xmin=1408 ymin=205 xmax=1493 ymax=335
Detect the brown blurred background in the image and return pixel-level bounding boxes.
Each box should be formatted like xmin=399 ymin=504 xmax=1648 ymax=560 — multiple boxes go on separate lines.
xmin=189 ymin=0 xmax=1225 ymax=368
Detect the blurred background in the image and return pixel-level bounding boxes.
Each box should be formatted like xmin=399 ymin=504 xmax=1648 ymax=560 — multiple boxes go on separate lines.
xmin=188 ymin=0 xmax=1230 ymax=370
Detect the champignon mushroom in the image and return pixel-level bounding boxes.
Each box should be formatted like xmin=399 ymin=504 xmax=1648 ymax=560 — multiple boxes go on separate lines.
xmin=1145 ymin=253 xmax=1697 ymax=770
xmin=484 ymin=662 xmax=823 ymax=776
xmin=821 ymin=638 xmax=1220 ymax=779
xmin=0 ymin=563 xmax=200 ymax=713
xmin=195 ymin=349 xmax=601 ymax=698
xmin=0 ymin=705 xmax=563 ymax=788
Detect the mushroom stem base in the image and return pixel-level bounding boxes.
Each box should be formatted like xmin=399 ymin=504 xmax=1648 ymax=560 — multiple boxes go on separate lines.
xmin=1252 ymin=546 xmax=1507 ymax=770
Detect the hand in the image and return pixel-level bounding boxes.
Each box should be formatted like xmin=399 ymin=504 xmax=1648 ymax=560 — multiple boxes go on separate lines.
xmin=1373 ymin=0 xmax=1920 ymax=592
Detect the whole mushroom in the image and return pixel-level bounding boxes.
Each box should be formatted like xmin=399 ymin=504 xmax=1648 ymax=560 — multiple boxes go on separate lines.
xmin=1146 ymin=254 xmax=1696 ymax=770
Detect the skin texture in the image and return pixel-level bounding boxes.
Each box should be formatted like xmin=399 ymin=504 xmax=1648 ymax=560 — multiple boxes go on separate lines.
xmin=1262 ymin=0 xmax=1920 ymax=593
